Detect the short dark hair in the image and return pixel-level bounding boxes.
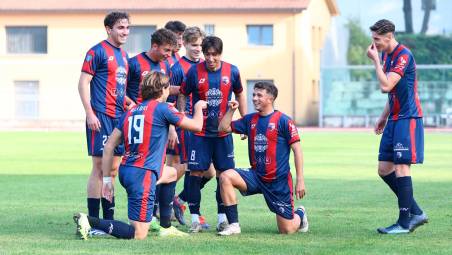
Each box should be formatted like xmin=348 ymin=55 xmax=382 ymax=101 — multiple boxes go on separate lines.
xmin=151 ymin=28 xmax=177 ymax=47
xmin=164 ymin=21 xmax=186 ymax=34
xmin=202 ymin=36 xmax=223 ymax=54
xmin=141 ymin=71 xmax=170 ymax=100
xmin=183 ymin=26 xmax=205 ymax=43
xmin=370 ymin=19 xmax=395 ymax=35
xmin=254 ymin=81 xmax=278 ymax=100
xmin=104 ymin=11 xmax=129 ymax=28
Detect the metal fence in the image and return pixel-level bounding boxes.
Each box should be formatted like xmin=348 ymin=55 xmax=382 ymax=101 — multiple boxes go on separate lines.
xmin=319 ymin=65 xmax=452 ymax=127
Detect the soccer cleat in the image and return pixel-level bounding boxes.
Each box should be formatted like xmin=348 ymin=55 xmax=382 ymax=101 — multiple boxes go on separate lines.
xmin=377 ymin=223 xmax=410 ymax=234
xmin=218 ymin=223 xmax=241 ymax=236
xmin=88 ymin=228 xmax=107 ymax=237
xmin=189 ymin=221 xmax=203 ymax=233
xmin=150 ymin=219 xmax=161 ymax=232
xmin=73 ymin=212 xmax=91 ymax=240
xmin=216 ymin=221 xmax=229 ymax=232
xmin=297 ymin=206 xmax=309 ymax=233
xmin=159 ymin=226 xmax=189 ymax=237
xmin=409 ymin=213 xmax=428 ymax=232
xmin=199 ymin=215 xmax=210 ymax=230
xmin=172 ymin=197 xmax=186 ymax=225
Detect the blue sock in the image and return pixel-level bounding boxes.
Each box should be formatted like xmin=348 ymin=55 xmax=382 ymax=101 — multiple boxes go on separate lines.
xmin=87 ymin=216 xmax=135 ymax=239
xmin=101 ymin=197 xmax=115 ymax=220
xmin=382 ymin=172 xmax=423 ymax=215
xmin=396 ymin=176 xmax=413 ymax=229
xmin=294 ymin=208 xmax=305 ymax=228
xmin=178 ymin=171 xmax=190 ymax=202
xmin=216 ymin=178 xmax=225 ymax=214
xmin=200 ymin=176 xmax=211 ymax=189
xmin=187 ymin=175 xmax=202 ymax=215
xmin=153 ymin=185 xmax=160 ymax=217
xmin=87 ymin=198 xmax=100 ymax=218
xmin=159 ymin=181 xmax=176 ymax=228
xmin=224 ymin=204 xmax=238 ymax=224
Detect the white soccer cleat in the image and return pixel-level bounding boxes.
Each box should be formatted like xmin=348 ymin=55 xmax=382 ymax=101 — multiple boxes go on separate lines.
xmin=297 ymin=206 xmax=309 ymax=233
xmin=73 ymin=212 xmax=91 ymax=240
xmin=218 ymin=223 xmax=241 ymax=236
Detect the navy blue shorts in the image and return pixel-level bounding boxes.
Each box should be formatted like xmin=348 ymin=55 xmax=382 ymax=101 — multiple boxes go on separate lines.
xmin=187 ymin=134 xmax=235 ymax=171
xmin=234 ymin=168 xmax=294 ymax=219
xmin=379 ymin=118 xmax=424 ymax=164
xmin=86 ymin=111 xmax=124 ymax=157
xmin=118 ymin=165 xmax=157 ymax=223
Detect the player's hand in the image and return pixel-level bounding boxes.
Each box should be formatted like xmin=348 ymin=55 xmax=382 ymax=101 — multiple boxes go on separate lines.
xmin=374 ymin=117 xmax=387 ymax=135
xmin=168 ymin=125 xmax=179 ymax=149
xmin=86 ymin=112 xmax=101 ymax=131
xmin=228 ymin=100 xmax=239 ymax=110
xmin=126 ymin=100 xmax=136 ymax=110
xmin=195 ymin=100 xmax=208 ymax=110
xmin=295 ymin=178 xmax=306 ymax=199
xmin=366 ymin=42 xmax=379 ymax=62
xmin=102 ymin=179 xmax=114 ymax=203
xmin=240 ymin=134 xmax=248 ymax=140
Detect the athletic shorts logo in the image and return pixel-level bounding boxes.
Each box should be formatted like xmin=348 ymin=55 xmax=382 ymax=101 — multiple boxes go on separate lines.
xmin=394 ymin=143 xmax=409 ymax=151
xmin=116 ymin=67 xmax=128 ymax=86
xmin=206 ymin=88 xmax=223 ymax=107
xmin=254 ymin=134 xmax=268 ymax=152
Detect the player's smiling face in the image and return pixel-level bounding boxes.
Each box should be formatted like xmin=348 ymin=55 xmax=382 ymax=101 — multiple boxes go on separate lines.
xmin=252 ymin=88 xmax=273 ymax=112
xmin=152 ymin=43 xmax=174 ymax=61
xmin=204 ymin=47 xmax=222 ymax=71
xmin=371 ymin=32 xmax=391 ymax=52
xmin=106 ymin=18 xmax=130 ymax=47
xmin=184 ymin=38 xmax=202 ymax=61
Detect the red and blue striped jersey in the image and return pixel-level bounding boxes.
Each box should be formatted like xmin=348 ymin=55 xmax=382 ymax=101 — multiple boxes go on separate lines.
xmin=127 ymin=52 xmax=171 ymax=104
xmin=170 ymin=56 xmax=200 ymax=116
xmin=118 ymin=99 xmax=184 ymax=175
xmin=231 ymin=111 xmax=300 ymax=183
xmin=181 ymin=61 xmax=243 ymax=137
xmin=81 ymin=40 xmax=129 ymax=118
xmin=382 ymin=44 xmax=423 ymax=120
xmin=166 ymin=52 xmax=181 ymax=67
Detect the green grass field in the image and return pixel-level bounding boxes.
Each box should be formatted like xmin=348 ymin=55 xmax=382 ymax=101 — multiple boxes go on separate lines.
xmin=0 ymin=131 xmax=451 ymax=254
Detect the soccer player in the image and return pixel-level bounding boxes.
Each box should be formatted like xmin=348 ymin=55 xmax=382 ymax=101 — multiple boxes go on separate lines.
xmin=78 ymin=11 xmax=131 ymax=224
xmin=179 ymin=36 xmax=247 ymax=233
xmin=366 ymin=19 xmax=428 ymax=234
xmin=73 ymin=71 xmax=207 ymax=240
xmin=217 ymin=81 xmax=308 ymax=235
xmin=126 ymin=28 xmax=177 ymax=230
xmin=170 ymin=27 xmax=215 ymax=227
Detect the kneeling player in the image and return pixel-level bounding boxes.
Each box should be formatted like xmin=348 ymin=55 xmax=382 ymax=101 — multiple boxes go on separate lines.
xmin=73 ymin=71 xmax=207 ymax=240
xmin=218 ymin=81 xmax=308 ymax=235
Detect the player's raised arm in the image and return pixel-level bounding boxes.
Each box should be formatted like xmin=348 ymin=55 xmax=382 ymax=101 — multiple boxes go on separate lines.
xmin=178 ymin=100 xmax=207 ymax=132
xmin=367 ymin=44 xmax=401 ymax=93
xmin=218 ymin=100 xmax=239 ymax=133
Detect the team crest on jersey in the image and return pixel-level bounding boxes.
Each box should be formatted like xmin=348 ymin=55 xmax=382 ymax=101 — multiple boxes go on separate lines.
xmin=199 ymin=78 xmax=206 ymax=84
xmin=141 ymin=71 xmax=149 ymax=77
xmin=268 ymin=123 xmax=276 ymax=131
xmin=221 ymin=76 xmax=230 ymax=85
xmin=85 ymin=54 xmax=93 ymax=62
xmin=108 ymin=56 xmax=115 ymax=62
xmin=251 ymin=123 xmax=256 ymax=129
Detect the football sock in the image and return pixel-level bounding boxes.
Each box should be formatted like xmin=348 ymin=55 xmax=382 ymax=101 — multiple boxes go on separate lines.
xmin=159 ymin=181 xmax=176 ymax=228
xmin=87 ymin=216 xmax=135 ymax=239
xmin=87 ymin=198 xmax=100 ymax=218
xmin=187 ymin=175 xmax=202 ymax=215
xmin=382 ymin=172 xmax=423 ymax=215
xmin=216 ymin=177 xmax=225 ymax=214
xmin=396 ymin=176 xmax=413 ymax=229
xmin=224 ymin=204 xmax=238 ymax=224
xmin=294 ymin=208 xmax=305 ymax=229
xmin=101 ymin=197 xmax=115 ymax=220
xmin=200 ymin=176 xmax=211 ymax=189
xmin=177 ymin=171 xmax=190 ymax=202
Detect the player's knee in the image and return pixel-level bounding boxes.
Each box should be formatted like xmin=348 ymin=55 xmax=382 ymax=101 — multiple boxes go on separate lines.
xmin=219 ymin=170 xmax=234 ymax=186
xmin=134 ymin=229 xmax=148 ymax=240
xmin=278 ymin=225 xmax=296 ymax=234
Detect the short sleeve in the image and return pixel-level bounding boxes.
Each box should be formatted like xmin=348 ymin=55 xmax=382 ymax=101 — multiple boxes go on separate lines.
xmin=162 ymin=103 xmax=184 ymax=126
xmin=180 ymin=66 xmax=196 ymax=96
xmin=231 ymin=115 xmax=249 ymax=134
xmin=81 ymin=48 xmax=102 ymax=75
xmin=390 ymin=54 xmax=410 ymax=77
xmin=281 ymin=117 xmax=300 ymax=145
xmin=231 ymin=66 xmax=243 ymax=94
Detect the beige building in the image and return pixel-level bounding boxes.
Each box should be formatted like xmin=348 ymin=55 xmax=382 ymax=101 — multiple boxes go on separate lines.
xmin=0 ymin=0 xmax=338 ymax=128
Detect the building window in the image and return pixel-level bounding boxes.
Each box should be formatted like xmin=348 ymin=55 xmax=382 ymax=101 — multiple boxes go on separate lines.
xmin=204 ymin=24 xmax=215 ymax=36
xmin=6 ymin=26 xmax=47 ymax=54
xmin=15 ymin=81 xmax=39 ymax=119
xmin=246 ymin=80 xmax=274 ymax=113
xmin=247 ymin=25 xmax=273 ymax=46
xmin=123 ymin=25 xmax=157 ymax=55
